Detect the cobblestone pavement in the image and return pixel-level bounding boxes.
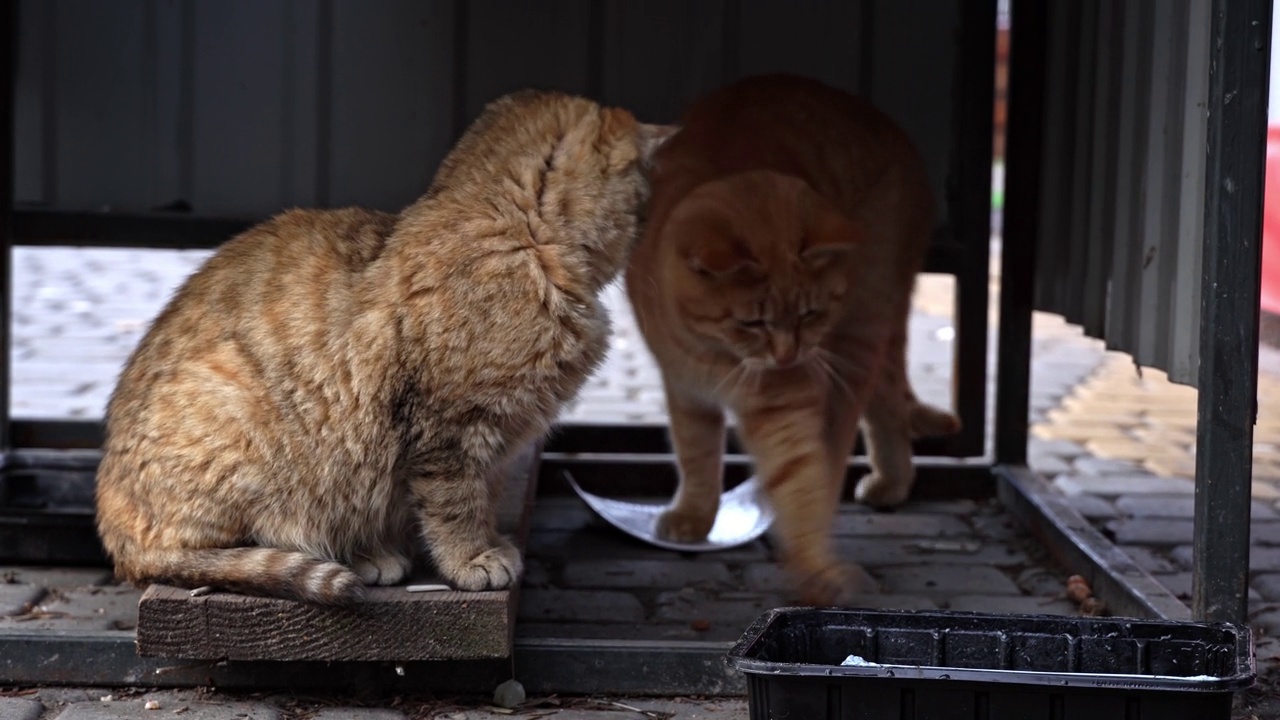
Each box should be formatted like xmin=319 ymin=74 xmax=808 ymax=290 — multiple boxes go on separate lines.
xmin=7 ymin=246 xmax=1280 ymax=717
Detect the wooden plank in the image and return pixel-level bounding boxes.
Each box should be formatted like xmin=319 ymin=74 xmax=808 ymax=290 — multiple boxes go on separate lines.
xmin=136 ymin=442 xmax=541 ymax=662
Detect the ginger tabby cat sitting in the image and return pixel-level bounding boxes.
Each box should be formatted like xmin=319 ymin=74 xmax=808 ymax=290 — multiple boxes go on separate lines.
xmin=96 ymin=89 xmax=674 ymax=604
xmin=625 ymin=74 xmax=961 ymax=606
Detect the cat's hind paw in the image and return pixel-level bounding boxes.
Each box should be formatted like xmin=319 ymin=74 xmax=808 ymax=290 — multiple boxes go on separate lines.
xmin=909 ymin=402 xmax=962 ymax=439
xmin=448 ymin=539 xmax=522 ymax=591
xmin=795 ymin=563 xmax=880 ymax=607
xmin=655 ymin=506 xmax=716 ymax=544
xmin=854 ymin=472 xmax=912 ymax=508
xmin=353 ymin=552 xmax=412 ymax=586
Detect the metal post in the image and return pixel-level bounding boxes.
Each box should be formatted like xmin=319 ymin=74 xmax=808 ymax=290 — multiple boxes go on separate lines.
xmin=0 ymin=0 xmax=14 ymax=457
xmin=994 ymin=0 xmax=1048 ymax=466
xmin=1193 ymin=0 xmax=1273 ymax=624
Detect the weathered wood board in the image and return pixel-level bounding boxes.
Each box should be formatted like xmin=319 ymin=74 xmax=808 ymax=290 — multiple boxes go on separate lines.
xmin=135 ymin=443 xmax=541 ymax=662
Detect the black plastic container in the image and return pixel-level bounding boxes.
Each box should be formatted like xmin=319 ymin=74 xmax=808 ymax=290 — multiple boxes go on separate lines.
xmin=727 ymin=607 xmax=1254 ymax=720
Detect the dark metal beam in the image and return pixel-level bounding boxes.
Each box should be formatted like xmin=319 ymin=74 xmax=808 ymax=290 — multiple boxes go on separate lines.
xmin=947 ymin=0 xmax=996 ymax=460
xmin=0 ymin=631 xmax=744 ymax=696
xmin=996 ymin=464 xmax=1191 ymax=621
xmin=12 ymin=209 xmax=253 ymax=250
xmin=0 ymin=0 xmax=14 ymax=457
xmin=994 ymin=0 xmax=1048 ymax=466
xmin=1193 ymin=0 xmax=1273 ymax=624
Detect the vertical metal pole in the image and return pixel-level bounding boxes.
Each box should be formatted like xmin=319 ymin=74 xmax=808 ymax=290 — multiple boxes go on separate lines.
xmin=0 ymin=0 xmax=14 ymax=457
xmin=994 ymin=0 xmax=1048 ymax=466
xmin=949 ymin=0 xmax=995 ymax=459
xmin=1193 ymin=0 xmax=1273 ymax=624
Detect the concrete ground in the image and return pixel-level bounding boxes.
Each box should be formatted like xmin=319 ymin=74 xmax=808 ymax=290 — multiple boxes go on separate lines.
xmin=5 ymin=245 xmax=1280 ymax=717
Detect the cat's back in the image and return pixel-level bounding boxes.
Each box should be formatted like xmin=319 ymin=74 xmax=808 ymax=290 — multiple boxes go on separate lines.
xmin=107 ymin=207 xmax=398 ymax=419
xmin=652 ymin=74 xmax=925 ymax=213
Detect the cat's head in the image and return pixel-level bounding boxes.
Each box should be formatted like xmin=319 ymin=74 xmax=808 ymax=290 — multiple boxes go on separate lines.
xmin=573 ymin=106 xmax=679 ymax=287
xmin=660 ymin=170 xmax=860 ymax=369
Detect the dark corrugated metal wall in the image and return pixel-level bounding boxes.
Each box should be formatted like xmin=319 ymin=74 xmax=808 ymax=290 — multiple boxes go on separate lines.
xmin=14 ymin=0 xmax=963 ymax=230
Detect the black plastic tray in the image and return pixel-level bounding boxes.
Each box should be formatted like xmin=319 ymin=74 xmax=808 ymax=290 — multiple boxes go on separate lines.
xmin=727 ymin=607 xmax=1254 ymax=720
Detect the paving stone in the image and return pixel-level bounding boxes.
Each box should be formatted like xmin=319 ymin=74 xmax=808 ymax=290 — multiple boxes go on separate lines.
xmin=1143 ymin=456 xmax=1196 ymax=478
xmin=946 ymin=595 xmax=1076 ymax=615
xmin=517 ymin=589 xmax=644 ymax=623
xmin=1171 ymin=545 xmax=1280 ymax=573
xmin=970 ymin=514 xmax=1019 ymax=541
xmin=1015 ymin=567 xmax=1066 ymax=597
xmin=1254 ymin=481 xmax=1280 ymax=500
xmin=1070 ymin=456 xmax=1147 ymax=476
xmin=0 ymin=698 xmax=43 ymax=720
xmin=308 ymin=709 xmax=406 ymax=719
xmin=831 ymin=513 xmax=970 ymax=538
xmin=1028 ymin=439 xmax=1088 ymax=458
xmin=1115 ymin=495 xmax=1278 ymax=519
xmin=57 ymin=700 xmax=280 ymax=719
xmin=526 ymin=500 xmax=603 ymax=532
xmin=1026 ymin=454 xmax=1072 ymax=475
xmin=1105 ymin=519 xmax=1193 ymax=545
xmin=1063 ymin=494 xmax=1119 ymax=520
xmin=1054 ymin=474 xmax=1195 ymax=497
xmin=895 ymin=500 xmax=979 ymax=515
xmin=875 ymin=565 xmax=1021 ymax=597
xmin=1254 ymin=574 xmax=1280 ymax=603
xmin=528 ymin=531 xmax=772 ymax=563
xmin=521 ymin=559 xmax=552 ymax=588
xmin=0 ymin=583 xmax=44 ymax=616
xmin=653 ymin=588 xmax=785 ymax=626
xmin=517 ymin=621 xmax=733 ymax=642
xmin=836 ymin=538 xmax=1028 ymax=567
xmin=0 ymin=567 xmax=114 ymax=588
xmin=29 ymin=585 xmax=141 ymax=631
xmin=1153 ymin=572 xmax=1260 ymax=601
xmin=742 ymin=563 xmax=879 ymax=594
xmin=561 ymin=560 xmax=733 ymax=589
xmin=1118 ymin=546 xmax=1178 ymax=574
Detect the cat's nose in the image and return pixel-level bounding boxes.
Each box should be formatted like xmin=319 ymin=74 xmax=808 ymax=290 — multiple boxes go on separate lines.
xmin=771 ymin=335 xmax=799 ymax=368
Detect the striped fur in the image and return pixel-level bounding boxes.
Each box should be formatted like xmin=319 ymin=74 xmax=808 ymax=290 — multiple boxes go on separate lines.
xmin=96 ymin=90 xmax=675 ymax=603
xmin=625 ymin=74 xmax=962 ymax=607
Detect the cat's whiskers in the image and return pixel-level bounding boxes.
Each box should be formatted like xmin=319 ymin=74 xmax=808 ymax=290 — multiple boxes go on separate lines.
xmin=713 ymin=361 xmax=747 ymax=397
xmin=814 ymin=353 xmax=857 ymax=402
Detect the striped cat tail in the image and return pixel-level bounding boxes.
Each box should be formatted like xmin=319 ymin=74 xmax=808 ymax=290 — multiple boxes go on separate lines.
xmin=122 ymin=547 xmax=365 ymax=604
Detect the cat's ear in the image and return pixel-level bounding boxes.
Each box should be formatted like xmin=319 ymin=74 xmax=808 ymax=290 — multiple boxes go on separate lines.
xmin=801 ymin=211 xmax=862 ymax=269
xmin=637 ymin=123 xmax=680 ymax=168
xmin=683 ymin=235 xmax=762 ymax=279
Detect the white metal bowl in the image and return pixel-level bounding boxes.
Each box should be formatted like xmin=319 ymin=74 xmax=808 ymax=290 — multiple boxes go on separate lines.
xmin=566 ymin=472 xmax=775 ymax=552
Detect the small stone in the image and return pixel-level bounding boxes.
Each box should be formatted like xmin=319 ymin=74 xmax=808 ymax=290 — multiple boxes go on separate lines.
xmin=145 ymin=700 xmax=161 ymax=710
xmin=493 ymin=678 xmax=525 ymax=709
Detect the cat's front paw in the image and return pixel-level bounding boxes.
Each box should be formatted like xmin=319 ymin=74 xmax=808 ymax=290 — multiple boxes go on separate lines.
xmin=353 ymin=552 xmax=413 ymax=586
xmin=655 ymin=507 xmax=716 ymax=544
xmin=795 ymin=563 xmax=880 ymax=606
xmin=854 ymin=472 xmax=912 ymax=508
xmin=448 ymin=539 xmax=523 ymax=591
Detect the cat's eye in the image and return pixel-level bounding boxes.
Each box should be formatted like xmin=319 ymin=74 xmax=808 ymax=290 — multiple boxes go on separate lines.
xmin=738 ymin=318 xmax=767 ymax=330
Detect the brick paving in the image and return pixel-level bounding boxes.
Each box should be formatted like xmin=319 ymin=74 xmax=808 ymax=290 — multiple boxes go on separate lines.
xmin=7 ymin=246 xmax=1280 ymax=716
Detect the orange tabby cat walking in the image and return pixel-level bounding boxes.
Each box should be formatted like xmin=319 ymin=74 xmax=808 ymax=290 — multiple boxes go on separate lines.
xmin=96 ymin=90 xmax=672 ymax=603
xmin=626 ymin=74 xmax=961 ymax=606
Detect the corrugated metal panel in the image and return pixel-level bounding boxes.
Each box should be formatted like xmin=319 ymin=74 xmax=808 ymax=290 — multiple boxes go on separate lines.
xmin=1032 ymin=0 xmax=1212 ymax=387
xmin=13 ymin=0 xmax=963 ymax=233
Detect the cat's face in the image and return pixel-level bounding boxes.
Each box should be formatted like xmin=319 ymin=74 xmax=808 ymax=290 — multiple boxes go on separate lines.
xmin=663 ymin=171 xmax=859 ymax=369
